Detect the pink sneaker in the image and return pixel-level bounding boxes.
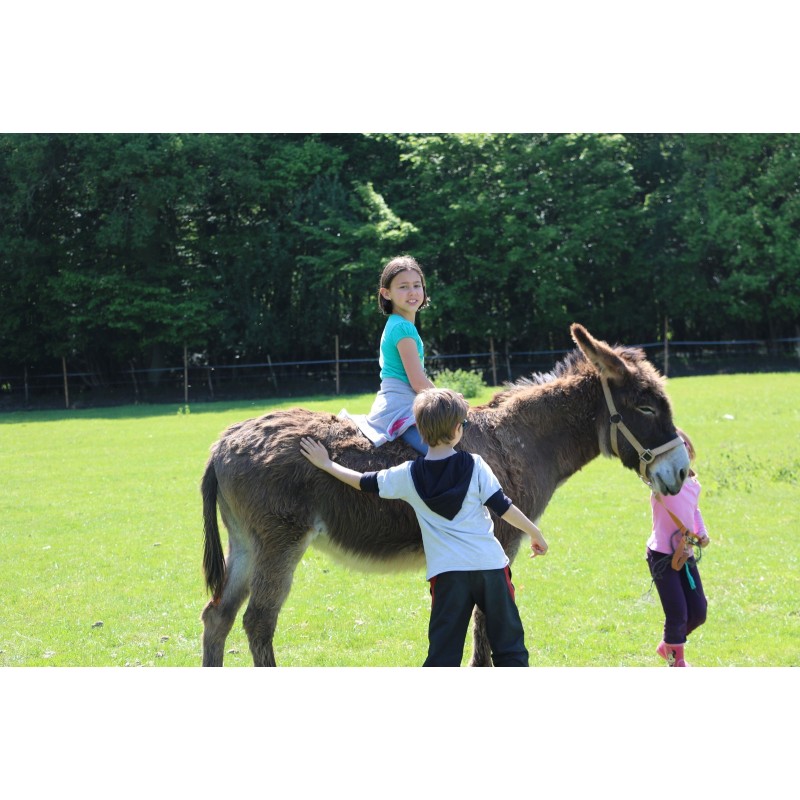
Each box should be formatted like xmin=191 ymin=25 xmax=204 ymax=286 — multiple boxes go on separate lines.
xmin=659 ymin=642 xmax=690 ymax=667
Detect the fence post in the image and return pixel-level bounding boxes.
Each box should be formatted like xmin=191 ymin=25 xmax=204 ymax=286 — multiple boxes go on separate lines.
xmin=129 ymin=360 xmax=140 ymax=403
xmin=183 ymin=345 xmax=189 ymax=406
xmin=206 ymin=366 xmax=215 ymax=400
xmin=489 ymin=337 xmax=498 ymax=386
xmin=62 ymin=356 xmax=69 ymax=409
xmin=335 ymin=335 xmax=340 ymax=395
xmin=663 ymin=315 xmax=669 ymax=377
xmin=267 ymin=355 xmax=278 ymax=391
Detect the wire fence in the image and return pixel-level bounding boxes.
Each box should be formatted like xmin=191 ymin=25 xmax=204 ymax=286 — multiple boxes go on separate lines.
xmin=2 ymin=337 xmax=799 ymax=412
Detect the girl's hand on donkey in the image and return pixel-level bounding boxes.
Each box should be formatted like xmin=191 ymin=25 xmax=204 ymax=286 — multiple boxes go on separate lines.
xmin=300 ymin=437 xmax=332 ymax=469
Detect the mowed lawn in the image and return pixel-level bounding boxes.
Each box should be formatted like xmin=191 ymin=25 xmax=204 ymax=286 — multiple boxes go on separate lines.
xmin=1 ymin=372 xmax=798 ymax=668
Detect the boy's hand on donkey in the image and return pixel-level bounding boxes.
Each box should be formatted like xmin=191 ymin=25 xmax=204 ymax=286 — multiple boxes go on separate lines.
xmin=300 ymin=437 xmax=331 ymax=469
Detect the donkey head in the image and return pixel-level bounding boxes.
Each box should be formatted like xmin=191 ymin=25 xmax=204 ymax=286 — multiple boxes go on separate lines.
xmin=571 ymin=324 xmax=689 ymax=495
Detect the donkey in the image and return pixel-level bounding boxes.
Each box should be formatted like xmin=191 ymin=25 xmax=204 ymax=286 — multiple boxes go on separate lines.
xmin=200 ymin=324 xmax=689 ymax=667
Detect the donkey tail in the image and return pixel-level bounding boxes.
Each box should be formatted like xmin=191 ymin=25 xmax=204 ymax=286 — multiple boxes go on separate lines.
xmin=201 ymin=460 xmax=226 ymax=603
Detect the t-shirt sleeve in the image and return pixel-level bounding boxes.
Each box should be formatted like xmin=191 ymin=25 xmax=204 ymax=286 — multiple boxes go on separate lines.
xmin=473 ymin=456 xmax=512 ymax=515
xmin=375 ymin=463 xmax=412 ymax=501
xmin=360 ymin=472 xmax=380 ymax=493
xmin=473 ymin=455 xmax=502 ymax=500
xmin=485 ymin=488 xmax=513 ymax=517
xmin=387 ymin=318 xmax=419 ymax=348
xmin=694 ymin=507 xmax=708 ymax=537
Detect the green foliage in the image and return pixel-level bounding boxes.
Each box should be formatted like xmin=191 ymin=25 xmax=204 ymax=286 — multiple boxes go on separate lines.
xmin=433 ymin=367 xmax=487 ymax=398
xmin=393 ymin=132 xmax=646 ymax=349
xmin=2 ymin=133 xmax=799 ymax=386
xmin=662 ymin=134 xmax=800 ymax=339
xmin=1 ymin=373 xmax=798 ymax=667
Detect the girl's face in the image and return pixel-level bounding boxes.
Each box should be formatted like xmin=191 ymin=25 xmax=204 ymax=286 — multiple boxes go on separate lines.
xmin=381 ymin=269 xmax=425 ymax=320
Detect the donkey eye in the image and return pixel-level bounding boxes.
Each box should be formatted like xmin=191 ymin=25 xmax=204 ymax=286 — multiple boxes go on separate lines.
xmin=636 ymin=405 xmax=656 ymax=415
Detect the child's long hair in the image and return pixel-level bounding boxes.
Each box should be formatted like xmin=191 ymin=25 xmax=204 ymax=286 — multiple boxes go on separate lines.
xmin=378 ymin=255 xmax=429 ymax=315
xmin=676 ymin=427 xmax=697 ymax=477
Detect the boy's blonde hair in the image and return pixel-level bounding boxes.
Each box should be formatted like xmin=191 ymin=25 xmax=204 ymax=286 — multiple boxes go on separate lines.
xmin=412 ymin=388 xmax=469 ymax=447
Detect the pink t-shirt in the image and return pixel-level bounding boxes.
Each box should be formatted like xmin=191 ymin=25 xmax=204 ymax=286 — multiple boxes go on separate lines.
xmin=648 ymin=476 xmax=707 ymax=555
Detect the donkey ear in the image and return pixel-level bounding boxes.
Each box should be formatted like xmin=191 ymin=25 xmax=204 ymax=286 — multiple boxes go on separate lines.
xmin=570 ymin=323 xmax=630 ymax=382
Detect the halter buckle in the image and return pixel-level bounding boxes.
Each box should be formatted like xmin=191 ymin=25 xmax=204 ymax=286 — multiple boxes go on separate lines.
xmin=639 ymin=449 xmax=655 ymax=464
xmin=610 ymin=413 xmax=622 ymax=424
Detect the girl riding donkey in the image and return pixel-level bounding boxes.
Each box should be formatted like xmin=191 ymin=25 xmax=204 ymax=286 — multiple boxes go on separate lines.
xmin=342 ymin=255 xmax=434 ymax=455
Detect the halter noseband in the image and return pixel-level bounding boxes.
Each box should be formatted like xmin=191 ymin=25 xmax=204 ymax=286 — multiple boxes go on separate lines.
xmin=599 ymin=375 xmax=684 ymax=479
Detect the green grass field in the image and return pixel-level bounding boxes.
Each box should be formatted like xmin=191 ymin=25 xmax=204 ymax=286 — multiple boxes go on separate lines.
xmin=1 ymin=373 xmax=798 ymax=667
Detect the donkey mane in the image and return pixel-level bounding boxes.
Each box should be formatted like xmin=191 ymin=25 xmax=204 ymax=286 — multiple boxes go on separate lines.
xmin=485 ymin=342 xmax=652 ymax=406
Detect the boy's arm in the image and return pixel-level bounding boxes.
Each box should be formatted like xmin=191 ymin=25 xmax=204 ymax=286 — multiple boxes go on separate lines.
xmin=501 ymin=504 xmax=548 ymax=557
xmin=300 ymin=438 xmax=364 ymax=491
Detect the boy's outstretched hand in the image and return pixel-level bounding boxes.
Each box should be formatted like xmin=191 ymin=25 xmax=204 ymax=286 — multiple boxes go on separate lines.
xmin=300 ymin=437 xmax=332 ymax=470
xmin=530 ymin=539 xmax=548 ymax=558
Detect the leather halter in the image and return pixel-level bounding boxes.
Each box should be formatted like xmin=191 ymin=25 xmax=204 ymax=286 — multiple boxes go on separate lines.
xmin=599 ymin=374 xmax=684 ymax=479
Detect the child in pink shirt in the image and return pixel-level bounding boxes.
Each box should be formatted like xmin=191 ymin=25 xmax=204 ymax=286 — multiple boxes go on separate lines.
xmin=646 ymin=428 xmax=710 ymax=666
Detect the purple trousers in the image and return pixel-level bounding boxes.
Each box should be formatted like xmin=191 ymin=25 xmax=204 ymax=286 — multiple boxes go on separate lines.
xmin=646 ymin=548 xmax=707 ymax=645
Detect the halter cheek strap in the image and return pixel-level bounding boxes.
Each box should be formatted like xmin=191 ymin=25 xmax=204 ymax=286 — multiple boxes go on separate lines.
xmin=600 ymin=375 xmax=684 ymax=479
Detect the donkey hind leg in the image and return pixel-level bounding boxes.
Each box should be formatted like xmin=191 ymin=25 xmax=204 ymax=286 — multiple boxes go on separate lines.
xmin=469 ymin=607 xmax=493 ymax=667
xmin=242 ymin=529 xmax=308 ymax=667
xmin=201 ymin=524 xmax=253 ymax=667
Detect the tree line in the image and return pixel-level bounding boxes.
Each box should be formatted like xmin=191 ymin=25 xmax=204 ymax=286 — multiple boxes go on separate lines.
xmin=1 ymin=133 xmax=798 ymax=388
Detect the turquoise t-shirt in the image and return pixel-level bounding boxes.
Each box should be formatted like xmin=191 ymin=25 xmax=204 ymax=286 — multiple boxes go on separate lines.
xmin=379 ymin=314 xmax=424 ymax=383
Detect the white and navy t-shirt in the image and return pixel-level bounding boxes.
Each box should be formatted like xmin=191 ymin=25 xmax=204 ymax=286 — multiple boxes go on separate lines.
xmin=361 ymin=451 xmax=512 ymax=580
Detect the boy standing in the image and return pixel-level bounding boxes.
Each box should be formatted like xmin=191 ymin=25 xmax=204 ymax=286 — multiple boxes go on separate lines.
xmin=300 ymin=387 xmax=548 ymax=667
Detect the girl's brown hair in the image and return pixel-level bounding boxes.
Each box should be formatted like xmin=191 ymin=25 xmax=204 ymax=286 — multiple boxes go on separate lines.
xmin=676 ymin=427 xmax=695 ymax=461
xmin=378 ymin=255 xmax=429 ymax=315
xmin=412 ymin=388 xmax=469 ymax=447
xmin=676 ymin=427 xmax=697 ymax=476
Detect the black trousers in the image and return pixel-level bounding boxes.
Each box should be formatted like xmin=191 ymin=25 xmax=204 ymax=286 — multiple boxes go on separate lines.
xmin=423 ymin=567 xmax=529 ymax=667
